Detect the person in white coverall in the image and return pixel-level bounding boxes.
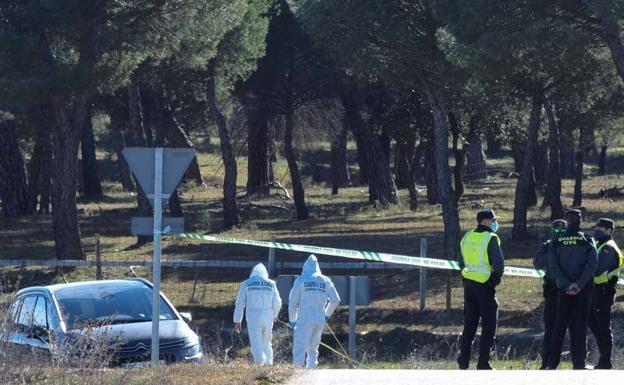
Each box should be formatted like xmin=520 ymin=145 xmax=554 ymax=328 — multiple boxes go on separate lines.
xmin=233 ymin=263 xmax=282 ymax=365
xmin=288 ymin=255 xmax=341 ymax=368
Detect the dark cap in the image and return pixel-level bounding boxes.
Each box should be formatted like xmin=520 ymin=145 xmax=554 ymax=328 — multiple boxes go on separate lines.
xmin=477 ymin=209 xmax=497 ymax=222
xmin=565 ymin=208 xmax=582 ymax=218
xmin=552 ymin=219 xmax=566 ymax=229
xmin=595 ymin=218 xmax=615 ymax=230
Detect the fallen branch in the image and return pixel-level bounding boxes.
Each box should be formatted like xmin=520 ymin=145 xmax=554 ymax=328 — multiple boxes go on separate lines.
xmin=599 ymin=186 xmax=624 ymax=199
xmin=239 ymin=201 xmax=290 ymax=213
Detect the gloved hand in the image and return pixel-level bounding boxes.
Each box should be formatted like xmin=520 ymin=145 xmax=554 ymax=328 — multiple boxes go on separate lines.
xmin=566 ymin=282 xmax=580 ymax=296
xmin=325 ymin=316 xmax=330 ymax=322
xmin=289 ymin=321 xmax=297 ymax=330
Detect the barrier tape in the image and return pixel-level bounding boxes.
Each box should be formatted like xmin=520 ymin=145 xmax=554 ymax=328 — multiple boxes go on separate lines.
xmin=175 ymin=232 xmax=624 ymax=285
xmin=175 ymin=233 xmax=541 ymax=276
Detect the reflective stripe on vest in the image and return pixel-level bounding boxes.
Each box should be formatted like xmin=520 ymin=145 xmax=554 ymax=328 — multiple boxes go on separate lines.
xmin=460 ymin=231 xmax=498 ymax=283
xmin=594 ymin=239 xmax=624 ymax=285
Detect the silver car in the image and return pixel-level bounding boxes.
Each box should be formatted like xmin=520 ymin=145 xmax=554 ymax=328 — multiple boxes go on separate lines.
xmin=2 ymin=278 xmax=203 ymax=366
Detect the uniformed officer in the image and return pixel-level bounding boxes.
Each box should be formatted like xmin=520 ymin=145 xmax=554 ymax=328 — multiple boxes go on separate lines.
xmin=547 ymin=209 xmax=598 ymax=370
xmin=457 ymin=209 xmax=505 ymax=370
xmin=533 ymin=219 xmax=567 ymax=370
xmin=588 ymin=218 xmax=623 ymax=369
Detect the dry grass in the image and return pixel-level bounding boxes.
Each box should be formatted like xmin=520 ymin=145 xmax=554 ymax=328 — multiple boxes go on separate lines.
xmin=0 ymin=361 xmax=292 ymax=385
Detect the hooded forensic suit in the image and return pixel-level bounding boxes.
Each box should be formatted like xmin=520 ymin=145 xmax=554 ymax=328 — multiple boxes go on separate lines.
xmin=288 ymin=255 xmax=341 ymax=368
xmin=233 ymin=263 xmax=282 ymax=365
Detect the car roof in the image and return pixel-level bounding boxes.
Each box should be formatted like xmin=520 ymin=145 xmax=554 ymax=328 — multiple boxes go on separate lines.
xmin=16 ymin=279 xmax=150 ymax=297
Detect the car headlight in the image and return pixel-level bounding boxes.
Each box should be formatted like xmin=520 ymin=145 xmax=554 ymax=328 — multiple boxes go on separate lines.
xmin=182 ymin=343 xmax=201 ymax=357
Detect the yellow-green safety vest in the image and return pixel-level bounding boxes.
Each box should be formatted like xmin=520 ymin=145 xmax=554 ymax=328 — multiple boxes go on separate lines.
xmin=594 ymin=239 xmax=624 ymax=285
xmin=460 ymin=230 xmax=500 ymax=284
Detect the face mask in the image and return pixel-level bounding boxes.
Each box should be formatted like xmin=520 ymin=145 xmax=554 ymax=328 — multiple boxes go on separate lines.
xmin=491 ymin=221 xmax=499 ymax=232
xmin=552 ymin=228 xmax=566 ymax=237
xmin=593 ymin=230 xmax=607 ymax=240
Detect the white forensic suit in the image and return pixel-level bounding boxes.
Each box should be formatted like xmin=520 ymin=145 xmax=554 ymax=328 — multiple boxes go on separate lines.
xmin=233 ymin=263 xmax=282 ymax=365
xmin=288 ymin=255 xmax=341 ymax=368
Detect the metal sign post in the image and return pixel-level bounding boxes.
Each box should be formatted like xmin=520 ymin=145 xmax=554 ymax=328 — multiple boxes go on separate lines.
xmin=122 ymin=147 xmax=196 ymax=365
xmin=348 ymin=276 xmax=357 ymax=357
xmin=151 ymin=148 xmax=163 ymax=365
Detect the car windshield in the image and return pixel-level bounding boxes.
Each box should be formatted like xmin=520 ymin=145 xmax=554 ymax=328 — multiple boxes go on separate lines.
xmin=54 ymin=281 xmax=177 ymax=329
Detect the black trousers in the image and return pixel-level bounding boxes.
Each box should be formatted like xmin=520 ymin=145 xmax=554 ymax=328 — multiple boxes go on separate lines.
xmin=588 ymin=283 xmax=616 ymax=369
xmin=548 ymin=286 xmax=592 ymax=369
xmin=540 ymin=280 xmax=558 ymax=369
xmin=458 ymin=279 xmax=498 ymax=367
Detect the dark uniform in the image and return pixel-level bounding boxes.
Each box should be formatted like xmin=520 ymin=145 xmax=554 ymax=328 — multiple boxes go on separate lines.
xmin=457 ymin=209 xmax=505 ymax=370
xmin=588 ymin=218 xmax=623 ymax=369
xmin=547 ymin=210 xmax=598 ymax=369
xmin=532 ymin=219 xmax=566 ymax=370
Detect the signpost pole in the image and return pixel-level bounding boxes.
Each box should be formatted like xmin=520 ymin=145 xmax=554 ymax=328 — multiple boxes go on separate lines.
xmin=268 ymin=237 xmax=276 ymax=278
xmin=151 ymin=147 xmax=163 ymax=364
xmin=419 ymin=238 xmax=427 ymax=311
xmin=122 ymin=147 xmax=195 ymax=365
xmin=348 ymin=275 xmax=356 ymax=358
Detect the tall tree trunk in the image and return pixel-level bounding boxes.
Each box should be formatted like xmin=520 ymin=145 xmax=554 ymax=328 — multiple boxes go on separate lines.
xmin=584 ymin=126 xmax=597 ymax=161
xmin=573 ymin=127 xmax=588 ymax=207
xmin=0 ymin=119 xmax=31 ymax=217
xmin=127 ymin=75 xmax=152 ymax=245
xmin=602 ymin=19 xmax=624 ymax=83
xmin=38 ymin=165 xmax=51 ymax=214
xmin=424 ymin=86 xmax=461 ymax=260
xmin=168 ymin=190 xmax=183 ymax=217
xmin=423 ymin=135 xmax=440 ymax=205
xmin=109 ymin=109 xmax=135 ymax=191
xmin=27 ymin=125 xmax=52 ymax=214
xmin=394 ymin=125 xmax=417 ymax=189
xmin=50 ymin=96 xmax=87 ymax=260
xmin=406 ymin=143 xmax=422 ymax=211
xmin=534 ymin=141 xmax=548 ymax=192
xmin=543 ymin=99 xmax=564 ymax=220
xmin=465 ymin=115 xmax=487 ymax=180
xmin=485 ymin=131 xmax=503 ymax=157
xmin=528 ymin=169 xmax=538 ymax=207
xmin=512 ymin=95 xmax=542 ymax=240
xmin=379 ymin=127 xmax=391 ymax=163
xmin=81 ymin=106 xmax=103 ymax=199
xmin=510 ymin=135 xmax=525 ymax=173
xmin=331 ymin=124 xmax=350 ymax=195
xmin=558 ymin=122 xmax=576 ymax=178
xmin=352 ymin=128 xmax=369 ymax=186
xmin=284 ymin=109 xmax=309 ymax=219
xmin=342 ymin=92 xmax=399 ymax=205
xmin=449 ymin=113 xmax=465 ymax=199
xmin=128 ymin=74 xmax=146 ymax=147
xmin=207 ymin=62 xmax=241 ymax=229
xmin=246 ymin=107 xmax=272 ymax=196
xmin=598 ymin=144 xmax=607 ymax=175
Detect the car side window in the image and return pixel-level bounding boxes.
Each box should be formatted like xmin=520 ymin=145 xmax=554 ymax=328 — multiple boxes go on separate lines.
xmin=16 ymin=296 xmax=37 ymax=328
xmin=8 ymin=298 xmax=23 ymax=325
xmin=32 ymin=296 xmax=47 ymax=328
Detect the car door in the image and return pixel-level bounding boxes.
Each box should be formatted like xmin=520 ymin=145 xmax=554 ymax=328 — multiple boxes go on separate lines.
xmin=24 ymin=296 xmax=52 ymax=359
xmin=10 ymin=296 xmax=37 ymax=357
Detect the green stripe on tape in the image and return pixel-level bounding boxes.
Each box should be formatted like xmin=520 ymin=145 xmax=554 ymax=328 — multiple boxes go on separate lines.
xmin=172 ymin=232 xmax=622 ymax=284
